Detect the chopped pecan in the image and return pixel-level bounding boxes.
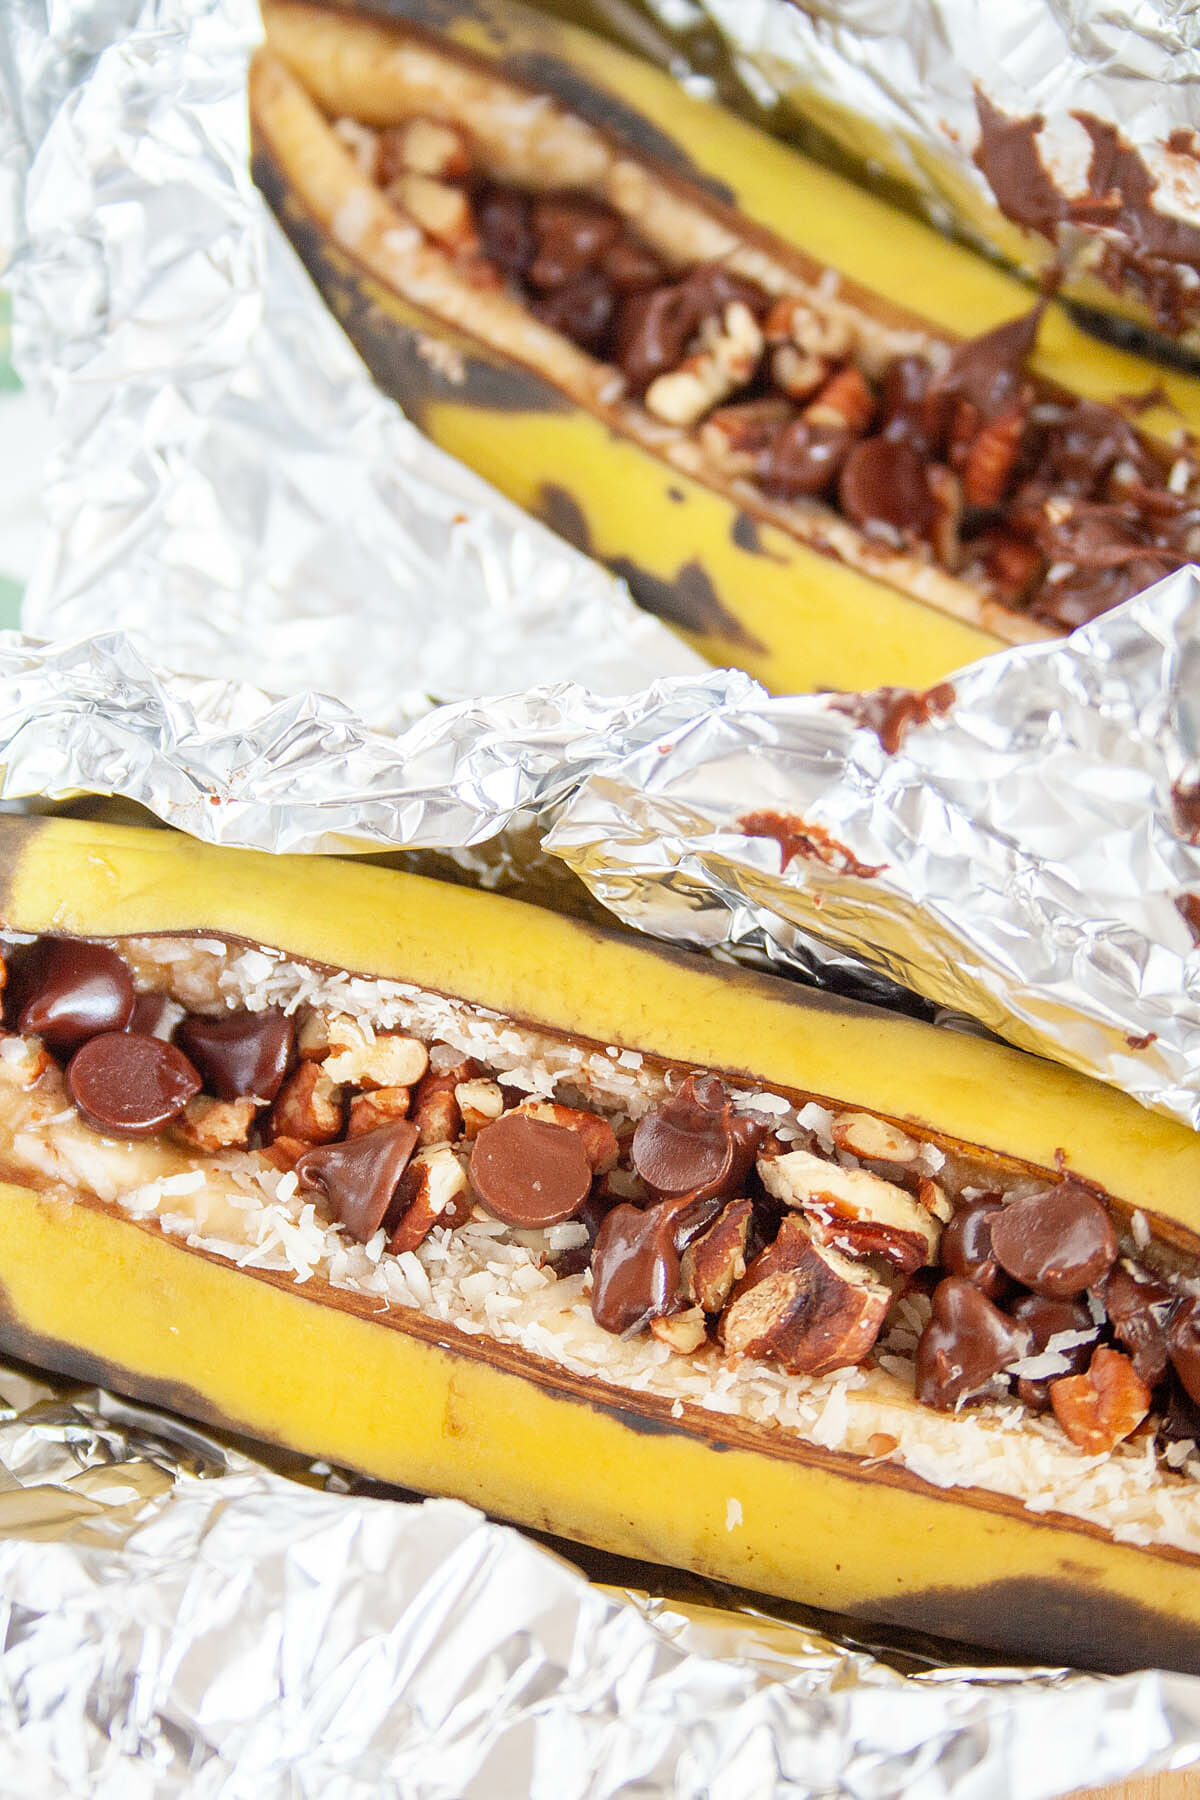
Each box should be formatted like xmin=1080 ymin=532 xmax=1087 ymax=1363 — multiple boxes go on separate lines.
xmin=347 ymin=1086 xmax=412 ymax=1139
xmin=377 ymin=117 xmax=471 ymax=184
xmin=260 ymin=1133 xmax=311 ymax=1173
xmin=644 ymin=301 xmax=764 ymax=427
xmin=295 ymin=1013 xmax=330 ymax=1062
xmin=1050 ymin=1346 xmax=1150 ymax=1454
xmin=0 ymin=1032 xmax=52 ymax=1088
xmin=757 ymin=1147 xmax=940 ymax=1271
xmin=722 ymin=1226 xmax=891 ymax=1375
xmin=269 ymin=1062 xmax=342 ymax=1145
xmin=388 ymin=1145 xmax=472 ymax=1253
xmin=829 ymin=1111 xmax=920 ymax=1165
xmin=770 ymin=345 xmax=829 ymax=403
xmin=385 ymin=172 xmax=478 ymax=254
xmin=455 ymin=1078 xmax=505 ymax=1137
xmin=917 ymin=1177 xmax=953 ymax=1223
xmin=763 ymin=295 xmax=854 ymax=360
xmin=681 ymin=1197 xmax=753 ymax=1313
xmin=517 ymin=1100 xmax=618 ymax=1173
xmin=650 ymin=1307 xmax=708 ymax=1354
xmin=962 ymin=407 xmax=1026 ymax=507
xmin=805 ymin=364 xmax=875 ymax=436
xmin=979 ymin=530 xmax=1044 ymax=600
xmin=700 ymin=398 xmax=794 ymax=476
xmin=324 ymin=1025 xmax=429 ymax=1091
xmin=174 ymin=1094 xmax=257 ymax=1153
xmin=332 ymin=116 xmax=380 ymax=180
xmin=411 ymin=1053 xmax=477 ymax=1146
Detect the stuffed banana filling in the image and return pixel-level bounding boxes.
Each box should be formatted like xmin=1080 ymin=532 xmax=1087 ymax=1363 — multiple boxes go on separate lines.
xmin=4 ymin=930 xmax=1200 ymax=1551
xmin=256 ymin=6 xmax=1200 ymax=641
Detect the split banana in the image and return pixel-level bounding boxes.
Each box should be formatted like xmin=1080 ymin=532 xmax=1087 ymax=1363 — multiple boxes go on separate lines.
xmin=250 ymin=0 xmax=1200 ymax=695
xmin=3 ymin=814 xmax=1200 ymax=1671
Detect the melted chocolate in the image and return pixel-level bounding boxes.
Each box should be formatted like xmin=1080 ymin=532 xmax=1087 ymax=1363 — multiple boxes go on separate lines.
xmin=630 ymin=1075 xmax=762 ymax=1203
xmin=828 ymin=682 xmax=956 ymax=755
xmin=469 ymin=1111 xmax=593 ymax=1227
xmin=176 ymin=1007 xmax=294 ymax=1103
xmin=838 ymin=435 xmax=933 ymax=536
xmin=939 ymin=1195 xmax=1009 ymax=1301
xmin=914 ymin=1277 xmax=1032 ymax=1410
xmin=590 ymin=1191 xmax=721 ymax=1335
xmin=989 ymin=1182 xmax=1117 ymax=1299
xmin=10 ymin=939 xmax=134 ymax=1057
xmin=1100 ymin=1264 xmax=1173 ymax=1387
xmin=66 ymin=1032 xmax=201 ymax=1139
xmin=295 ymin=1120 xmax=420 ymax=1244
xmin=737 ymin=811 xmax=886 ymax=879
xmin=1173 ymin=778 xmax=1200 ymax=845
xmin=972 ymin=92 xmax=1065 ymax=239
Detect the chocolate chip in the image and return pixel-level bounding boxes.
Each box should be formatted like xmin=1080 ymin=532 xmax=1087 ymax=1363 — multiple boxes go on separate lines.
xmin=591 ymin=1191 xmax=721 ymax=1335
xmin=529 ymin=196 xmax=621 ymax=289
xmin=295 ymin=1120 xmax=420 ymax=1244
xmin=529 ymin=271 xmax=614 ymax=351
xmin=475 ymin=184 xmax=534 ymax=280
xmin=11 ymin=939 xmax=134 ymax=1056
xmin=838 ymin=436 xmax=934 ymax=536
xmin=67 ymin=1032 xmax=201 ymax=1138
xmin=1168 ymin=1294 xmax=1200 ymax=1408
xmin=176 ymin=1008 xmax=294 ymax=1104
xmin=933 ymin=307 xmax=1041 ymax=422
xmin=914 ymin=1277 xmax=1032 ymax=1410
xmin=988 ymin=1182 xmax=1117 ymax=1298
xmin=939 ymin=1196 xmax=1009 ymax=1300
xmin=601 ymin=236 xmax=666 ymax=293
xmin=469 ymin=1111 xmax=592 ymax=1227
xmin=1009 ymin=1292 xmax=1095 ymax=1410
xmin=758 ymin=418 xmax=853 ymax=499
xmin=1098 ymin=1263 xmax=1173 ymax=1386
xmin=127 ymin=993 xmax=177 ymax=1039
xmin=880 ymin=355 xmax=935 ymax=449
xmin=615 ymin=263 xmax=768 ymax=391
xmin=631 ymin=1075 xmax=762 ymax=1202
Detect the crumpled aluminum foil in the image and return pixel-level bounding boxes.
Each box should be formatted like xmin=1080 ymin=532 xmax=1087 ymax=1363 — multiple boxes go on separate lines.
xmin=3 ymin=568 xmax=1200 ymax=1135
xmin=637 ymin=0 xmax=1200 ymax=346
xmin=1 ymin=1360 xmax=1197 ymax=1799
xmin=0 ymin=0 xmax=703 ymax=728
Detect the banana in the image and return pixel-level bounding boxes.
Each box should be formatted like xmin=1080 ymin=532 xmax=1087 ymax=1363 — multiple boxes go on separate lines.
xmin=249 ymin=0 xmax=1200 ymax=696
xmin=2 ymin=814 xmax=1200 ymax=1671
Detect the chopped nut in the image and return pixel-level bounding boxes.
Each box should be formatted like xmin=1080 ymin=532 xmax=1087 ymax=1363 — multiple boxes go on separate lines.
xmin=722 ymin=1226 xmax=891 ymax=1374
xmin=962 ymin=407 xmax=1026 ymax=508
xmin=378 ymin=117 xmax=471 ymax=183
xmin=324 ymin=1024 xmax=429 ymax=1091
xmin=867 ymin=1432 xmax=900 ymax=1459
xmin=0 ymin=1032 xmax=52 ymax=1088
xmin=681 ymin=1198 xmax=753 ymax=1313
xmin=830 ymin=1111 xmax=921 ymax=1165
xmin=347 ymin=1086 xmax=412 ymax=1139
xmin=332 ymin=116 xmax=380 ymax=180
xmin=917 ymin=1176 xmax=954 ymax=1223
xmin=517 ymin=1100 xmax=619 ymax=1173
xmin=927 ymin=462 xmax=964 ymax=573
xmin=644 ymin=301 xmax=764 ymax=427
xmin=757 ymin=1147 xmax=940 ymax=1270
xmin=804 ymin=364 xmax=875 ymax=435
xmin=385 ymin=172 xmax=478 ymax=253
xmin=764 ymin=294 xmax=854 ymax=360
xmin=296 ymin=1013 xmax=330 ymax=1062
xmin=770 ymin=344 xmax=828 ymax=402
xmin=389 ymin=1145 xmax=471 ymax=1253
xmin=269 ymin=1062 xmax=342 ymax=1145
xmin=174 ymin=1094 xmax=257 ymax=1153
xmin=650 ymin=1307 xmax=708 ymax=1354
xmin=411 ymin=1055 xmax=476 ymax=1146
xmin=455 ymin=1078 xmax=505 ymax=1137
xmin=260 ymin=1133 xmax=310 ymax=1173
xmin=1050 ymin=1346 xmax=1150 ymax=1455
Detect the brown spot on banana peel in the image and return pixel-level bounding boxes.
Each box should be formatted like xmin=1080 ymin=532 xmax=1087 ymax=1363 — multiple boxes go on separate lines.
xmin=731 ymin=512 xmax=787 ymax=562
xmin=861 ymin=1577 xmax=1200 ymax=1677
xmin=535 ymin=481 xmax=766 ymax=651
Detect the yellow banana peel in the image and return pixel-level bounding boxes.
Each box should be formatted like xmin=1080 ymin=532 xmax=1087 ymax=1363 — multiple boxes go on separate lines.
xmin=249 ymin=0 xmax=1200 ymax=696
xmin=1 ymin=815 xmax=1200 ymax=1671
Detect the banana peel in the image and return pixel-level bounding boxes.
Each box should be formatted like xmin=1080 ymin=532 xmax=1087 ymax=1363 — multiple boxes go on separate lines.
xmin=249 ymin=0 xmax=1200 ymax=696
xmin=2 ymin=815 xmax=1200 ymax=1671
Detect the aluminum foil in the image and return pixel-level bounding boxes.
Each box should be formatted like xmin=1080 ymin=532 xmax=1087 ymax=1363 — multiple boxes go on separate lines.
xmin=1 ymin=568 xmax=1200 ymax=1136
xmin=0 ymin=1360 xmax=1194 ymax=1799
xmin=638 ymin=0 xmax=1200 ymax=348
xmin=0 ymin=0 xmax=703 ymax=728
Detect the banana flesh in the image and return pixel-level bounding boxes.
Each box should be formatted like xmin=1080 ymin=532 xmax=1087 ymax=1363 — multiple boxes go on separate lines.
xmin=2 ymin=815 xmax=1200 ymax=1672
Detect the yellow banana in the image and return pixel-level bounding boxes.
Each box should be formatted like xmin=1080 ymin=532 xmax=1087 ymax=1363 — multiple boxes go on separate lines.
xmin=1 ymin=814 xmax=1200 ymax=1671
xmin=250 ymin=0 xmax=1200 ymax=696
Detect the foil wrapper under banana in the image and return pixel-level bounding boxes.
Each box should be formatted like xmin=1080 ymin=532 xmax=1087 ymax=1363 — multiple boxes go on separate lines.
xmin=636 ymin=0 xmax=1200 ymax=357
xmin=1 ymin=565 xmax=1200 ymax=1138
xmin=0 ymin=1358 xmax=1197 ymax=1798
xmin=0 ymin=0 xmax=702 ymax=723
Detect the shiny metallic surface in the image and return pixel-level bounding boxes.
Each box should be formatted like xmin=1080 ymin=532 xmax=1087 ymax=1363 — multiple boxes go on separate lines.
xmin=641 ymin=0 xmax=1200 ymax=345
xmin=0 ymin=0 xmax=702 ymax=726
xmin=0 ymin=1363 xmax=1194 ymax=1798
